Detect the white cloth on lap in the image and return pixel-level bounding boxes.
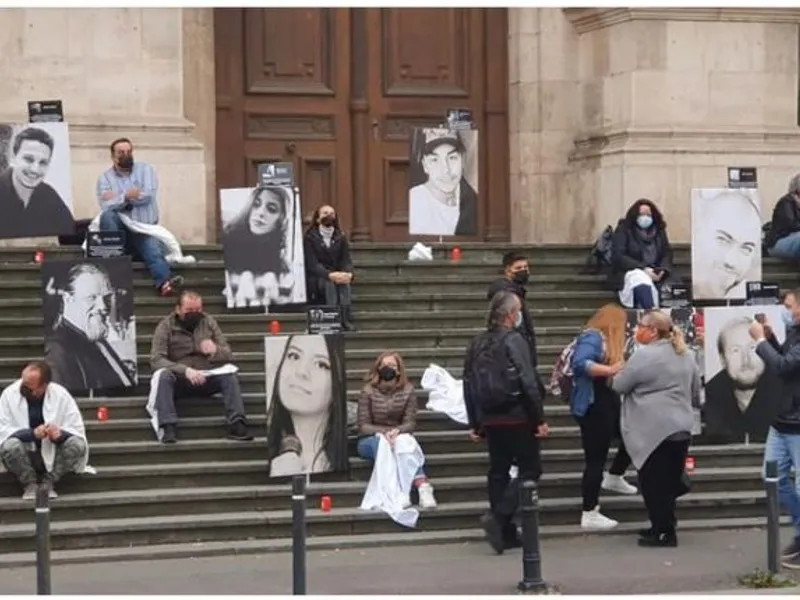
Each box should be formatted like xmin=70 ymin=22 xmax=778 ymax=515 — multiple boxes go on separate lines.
xmin=618 ymin=268 xmax=660 ymax=309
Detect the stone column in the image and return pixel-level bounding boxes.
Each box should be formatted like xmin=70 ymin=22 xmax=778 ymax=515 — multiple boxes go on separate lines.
xmin=0 ymin=8 xmax=210 ymax=245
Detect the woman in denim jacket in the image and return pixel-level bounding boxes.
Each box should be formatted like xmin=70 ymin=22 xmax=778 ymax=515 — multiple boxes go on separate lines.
xmin=570 ymin=303 xmax=637 ymax=531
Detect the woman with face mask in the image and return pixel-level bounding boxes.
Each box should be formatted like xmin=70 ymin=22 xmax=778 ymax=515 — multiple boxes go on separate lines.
xmin=303 ymin=205 xmax=356 ymax=330
xmin=570 ymin=304 xmax=637 ymax=531
xmin=356 ymin=351 xmax=437 ymax=509
xmin=611 ymin=310 xmax=700 ymax=548
xmin=609 ymin=199 xmax=675 ymax=309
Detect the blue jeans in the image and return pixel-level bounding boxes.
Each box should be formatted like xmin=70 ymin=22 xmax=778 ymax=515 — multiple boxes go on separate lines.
xmin=632 ymin=284 xmax=656 ymax=309
xmin=356 ymin=434 xmax=426 ymax=481
xmin=763 ymin=427 xmax=800 ymax=539
xmin=770 ymin=232 xmax=800 ymax=261
xmin=99 ymin=210 xmax=172 ymax=288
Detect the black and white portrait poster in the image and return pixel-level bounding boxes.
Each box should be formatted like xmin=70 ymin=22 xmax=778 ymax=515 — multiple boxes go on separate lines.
xmin=219 ymin=185 xmax=307 ymax=309
xmin=408 ymin=127 xmax=479 ymax=237
xmin=702 ymin=306 xmax=785 ymax=444
xmin=41 ymin=257 xmax=138 ymax=393
xmin=0 ymin=121 xmax=74 ymax=240
xmin=264 ymin=334 xmax=348 ymax=478
xmin=690 ymin=188 xmax=762 ymax=302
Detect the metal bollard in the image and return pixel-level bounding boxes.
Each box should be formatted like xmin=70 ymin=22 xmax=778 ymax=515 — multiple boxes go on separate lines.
xmin=291 ymin=474 xmax=307 ymax=595
xmin=765 ymin=460 xmax=781 ymax=574
xmin=35 ymin=485 xmax=51 ymax=595
xmin=517 ymin=479 xmax=548 ymax=594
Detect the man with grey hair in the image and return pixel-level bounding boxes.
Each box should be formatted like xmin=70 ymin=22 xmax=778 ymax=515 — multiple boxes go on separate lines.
xmin=463 ymin=290 xmax=548 ymax=554
xmin=766 ymin=173 xmax=800 ymax=261
xmin=703 ymin=315 xmax=775 ymax=442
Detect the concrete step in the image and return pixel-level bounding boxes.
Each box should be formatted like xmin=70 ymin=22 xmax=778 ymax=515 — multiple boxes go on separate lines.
xmin=0 ymin=491 xmax=768 ymax=554
xmin=0 ymin=467 xmax=764 ymax=526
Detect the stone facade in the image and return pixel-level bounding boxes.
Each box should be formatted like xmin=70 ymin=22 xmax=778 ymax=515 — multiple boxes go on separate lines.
xmin=1 ymin=7 xmax=799 ymax=245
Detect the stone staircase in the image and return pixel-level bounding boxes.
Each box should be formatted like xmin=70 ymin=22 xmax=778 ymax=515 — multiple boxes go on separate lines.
xmin=0 ymin=243 xmax=792 ymax=567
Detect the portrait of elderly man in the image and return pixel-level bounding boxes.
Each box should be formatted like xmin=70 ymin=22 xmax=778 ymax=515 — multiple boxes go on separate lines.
xmin=0 ymin=124 xmax=74 ymax=240
xmin=691 ymin=189 xmax=762 ymax=301
xmin=408 ymin=127 xmax=478 ymax=237
xmin=703 ymin=312 xmax=781 ymax=443
xmin=43 ymin=260 xmax=138 ymax=392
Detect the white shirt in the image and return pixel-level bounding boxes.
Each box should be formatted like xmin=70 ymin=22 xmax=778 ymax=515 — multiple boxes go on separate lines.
xmin=409 ymin=184 xmax=460 ymax=236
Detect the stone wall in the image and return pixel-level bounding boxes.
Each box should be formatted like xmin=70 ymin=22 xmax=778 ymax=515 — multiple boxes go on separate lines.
xmin=0 ymin=8 xmax=211 ymax=245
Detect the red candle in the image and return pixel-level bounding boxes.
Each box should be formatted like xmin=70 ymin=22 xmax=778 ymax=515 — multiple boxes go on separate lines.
xmin=269 ymin=320 xmax=281 ymax=335
xmin=685 ymin=457 xmax=696 ymax=473
xmin=320 ymin=495 xmax=332 ymax=513
xmin=97 ymin=406 xmax=109 ymax=422
xmin=34 ymin=251 xmax=44 ymax=264
xmin=451 ymin=247 xmax=462 ymax=263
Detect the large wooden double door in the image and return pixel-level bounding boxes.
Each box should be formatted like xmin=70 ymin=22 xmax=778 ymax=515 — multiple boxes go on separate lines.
xmin=214 ymin=8 xmax=509 ymax=242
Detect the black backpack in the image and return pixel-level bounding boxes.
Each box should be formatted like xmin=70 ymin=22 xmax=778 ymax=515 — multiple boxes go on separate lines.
xmin=466 ymin=330 xmax=517 ymax=414
xmin=581 ymin=225 xmax=614 ymax=274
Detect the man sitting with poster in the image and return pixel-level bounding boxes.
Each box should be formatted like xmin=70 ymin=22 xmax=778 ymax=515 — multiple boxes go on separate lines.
xmin=0 ymin=362 xmax=92 ymax=499
xmin=96 ymin=138 xmax=183 ymax=296
xmin=148 ymin=290 xmax=252 ymax=444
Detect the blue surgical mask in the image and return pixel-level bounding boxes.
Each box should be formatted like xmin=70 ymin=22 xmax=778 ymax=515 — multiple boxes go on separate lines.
xmin=514 ymin=312 xmax=523 ymax=328
xmin=782 ymin=307 xmax=794 ymax=328
xmin=636 ymin=215 xmax=653 ymax=230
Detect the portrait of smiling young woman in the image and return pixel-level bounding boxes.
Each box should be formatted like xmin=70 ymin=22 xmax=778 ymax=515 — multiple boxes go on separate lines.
xmin=264 ymin=333 xmax=348 ymax=478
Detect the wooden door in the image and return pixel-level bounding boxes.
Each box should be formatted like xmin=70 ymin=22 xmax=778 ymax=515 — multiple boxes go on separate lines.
xmin=361 ymin=8 xmax=509 ymax=242
xmin=214 ymin=8 xmax=353 ymax=234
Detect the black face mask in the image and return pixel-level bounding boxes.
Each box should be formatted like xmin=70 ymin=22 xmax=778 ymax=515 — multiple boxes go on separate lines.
xmin=512 ymin=270 xmax=530 ymax=285
xmin=378 ymin=366 xmax=397 ymax=382
xmin=20 ymin=385 xmax=42 ymax=402
xmin=118 ymin=155 xmax=134 ymax=170
xmin=180 ymin=312 xmax=203 ymax=331
xmin=320 ymin=215 xmax=336 ymax=228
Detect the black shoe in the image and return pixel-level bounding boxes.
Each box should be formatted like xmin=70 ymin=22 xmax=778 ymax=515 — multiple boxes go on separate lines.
xmin=638 ymin=527 xmax=655 ymax=539
xmin=638 ymin=532 xmax=678 ymax=548
xmin=227 ymin=421 xmax=253 ymax=441
xmin=783 ymin=537 xmax=800 ymax=559
xmin=480 ymin=513 xmax=505 ymax=555
xmin=782 ymin=553 xmax=800 ymax=570
xmin=162 ymin=424 xmax=177 ymax=444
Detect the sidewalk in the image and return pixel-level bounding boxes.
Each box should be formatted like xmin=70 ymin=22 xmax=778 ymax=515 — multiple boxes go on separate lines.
xmin=0 ymin=527 xmax=797 ymax=595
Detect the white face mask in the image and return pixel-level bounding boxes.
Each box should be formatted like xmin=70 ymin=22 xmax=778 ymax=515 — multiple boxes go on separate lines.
xmin=782 ymin=306 xmax=795 ymax=328
xmin=514 ymin=312 xmax=523 ymax=328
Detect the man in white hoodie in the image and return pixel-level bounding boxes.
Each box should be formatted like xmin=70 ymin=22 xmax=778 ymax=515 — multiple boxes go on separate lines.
xmin=0 ymin=361 xmax=89 ymax=500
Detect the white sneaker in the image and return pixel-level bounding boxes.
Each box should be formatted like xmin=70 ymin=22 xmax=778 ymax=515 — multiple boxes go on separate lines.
xmin=581 ymin=506 xmax=618 ymax=531
xmin=418 ymin=482 xmax=438 ymax=509
xmin=21 ymin=484 xmax=37 ymax=500
xmin=602 ymin=472 xmax=638 ymax=495
xmin=400 ymin=495 xmax=412 ymax=509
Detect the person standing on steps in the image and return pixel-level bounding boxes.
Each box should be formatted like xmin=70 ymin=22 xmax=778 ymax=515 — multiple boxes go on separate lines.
xmin=570 ymin=303 xmax=638 ymax=532
xmin=747 ymin=289 xmax=800 ymax=569
xmin=463 ymin=291 xmax=549 ymax=555
xmin=303 ymin=204 xmax=356 ymax=331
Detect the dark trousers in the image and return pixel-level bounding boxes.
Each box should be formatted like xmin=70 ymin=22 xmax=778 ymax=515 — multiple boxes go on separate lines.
xmin=639 ymin=438 xmax=690 ymax=534
xmin=576 ymin=388 xmax=631 ymax=511
xmin=484 ymin=424 xmax=541 ymax=535
xmin=154 ymin=371 xmax=247 ymax=426
xmin=632 ymin=284 xmax=656 ymax=309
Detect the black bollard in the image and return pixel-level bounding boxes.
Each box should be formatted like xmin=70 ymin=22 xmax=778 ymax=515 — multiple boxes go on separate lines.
xmin=518 ymin=479 xmax=548 ymax=594
xmin=765 ymin=460 xmax=780 ymax=574
xmin=34 ymin=485 xmax=51 ymax=595
xmin=291 ymin=474 xmax=307 ymax=595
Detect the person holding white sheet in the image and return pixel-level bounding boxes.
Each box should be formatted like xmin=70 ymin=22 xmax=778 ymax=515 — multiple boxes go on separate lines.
xmin=149 ymin=290 xmax=252 ymax=443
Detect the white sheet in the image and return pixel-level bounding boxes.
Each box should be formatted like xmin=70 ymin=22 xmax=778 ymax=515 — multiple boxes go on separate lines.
xmin=617 ymin=268 xmax=660 ymax=309
xmin=421 ymin=363 xmax=468 ymax=426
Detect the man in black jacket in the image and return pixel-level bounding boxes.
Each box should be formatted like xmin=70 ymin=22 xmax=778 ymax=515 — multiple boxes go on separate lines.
xmin=464 ymin=291 xmax=549 ymax=554
xmin=749 ymin=288 xmax=800 ymax=569
xmin=767 ymin=174 xmax=800 ymax=261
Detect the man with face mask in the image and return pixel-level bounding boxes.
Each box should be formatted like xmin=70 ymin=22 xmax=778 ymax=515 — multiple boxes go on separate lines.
xmin=149 ymin=290 xmax=252 ymax=444
xmin=44 ymin=262 xmax=137 ymax=392
xmin=703 ymin=315 xmax=778 ymax=443
xmin=749 ymin=290 xmax=800 ymax=568
xmin=0 ymin=362 xmax=90 ymax=499
xmin=96 ymin=137 xmax=183 ymax=297
xmin=0 ymin=125 xmax=74 ymax=240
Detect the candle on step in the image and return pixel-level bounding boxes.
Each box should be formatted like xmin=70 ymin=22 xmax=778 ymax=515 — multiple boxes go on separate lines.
xmin=320 ymin=495 xmax=332 ymax=512
xmin=97 ymin=406 xmax=109 ymax=422
xmin=451 ymin=247 xmax=462 ymax=263
xmin=685 ymin=456 xmax=695 ymax=473
xmin=34 ymin=250 xmax=44 ymax=264
xmin=269 ymin=320 xmax=281 ymax=335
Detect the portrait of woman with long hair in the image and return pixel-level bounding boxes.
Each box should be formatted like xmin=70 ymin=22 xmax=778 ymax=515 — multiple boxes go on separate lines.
xmin=265 ymin=334 xmax=348 ymax=477
xmin=220 ymin=185 xmax=306 ymax=308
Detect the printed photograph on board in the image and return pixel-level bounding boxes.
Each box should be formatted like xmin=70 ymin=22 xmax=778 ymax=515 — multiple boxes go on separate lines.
xmin=219 ymin=185 xmax=306 ymax=309
xmin=702 ymin=305 xmax=785 ymax=443
xmin=0 ymin=121 xmax=74 ymax=240
xmin=41 ymin=257 xmax=138 ymax=393
xmin=690 ymin=188 xmax=762 ymax=301
xmin=408 ymin=127 xmax=479 ymax=237
xmin=264 ymin=334 xmax=348 ymax=478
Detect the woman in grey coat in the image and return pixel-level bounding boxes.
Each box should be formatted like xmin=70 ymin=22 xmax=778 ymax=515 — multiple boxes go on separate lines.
xmin=611 ymin=309 xmax=701 ymax=548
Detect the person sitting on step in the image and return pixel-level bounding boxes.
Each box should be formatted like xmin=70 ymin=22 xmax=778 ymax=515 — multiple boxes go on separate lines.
xmin=303 ymin=204 xmax=356 ymax=330
xmin=357 ymin=351 xmax=437 ymax=509
xmin=0 ymin=361 xmax=91 ymax=500
xmin=609 ymin=198 xmax=674 ymax=309
xmin=149 ymin=290 xmax=253 ymax=444
xmin=766 ymin=173 xmax=800 ymax=263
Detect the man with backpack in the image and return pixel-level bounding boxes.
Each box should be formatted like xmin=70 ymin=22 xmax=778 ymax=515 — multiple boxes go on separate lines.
xmin=463 ymin=290 xmax=549 ymax=554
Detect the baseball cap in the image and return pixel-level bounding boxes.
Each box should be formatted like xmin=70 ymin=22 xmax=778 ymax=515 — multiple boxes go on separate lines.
xmin=422 ymin=128 xmax=465 ymax=155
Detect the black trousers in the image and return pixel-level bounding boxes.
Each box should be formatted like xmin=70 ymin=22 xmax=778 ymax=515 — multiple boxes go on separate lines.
xmin=638 ymin=438 xmax=690 ymax=534
xmin=575 ymin=386 xmax=632 ymax=511
xmin=484 ymin=424 xmax=541 ymax=535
